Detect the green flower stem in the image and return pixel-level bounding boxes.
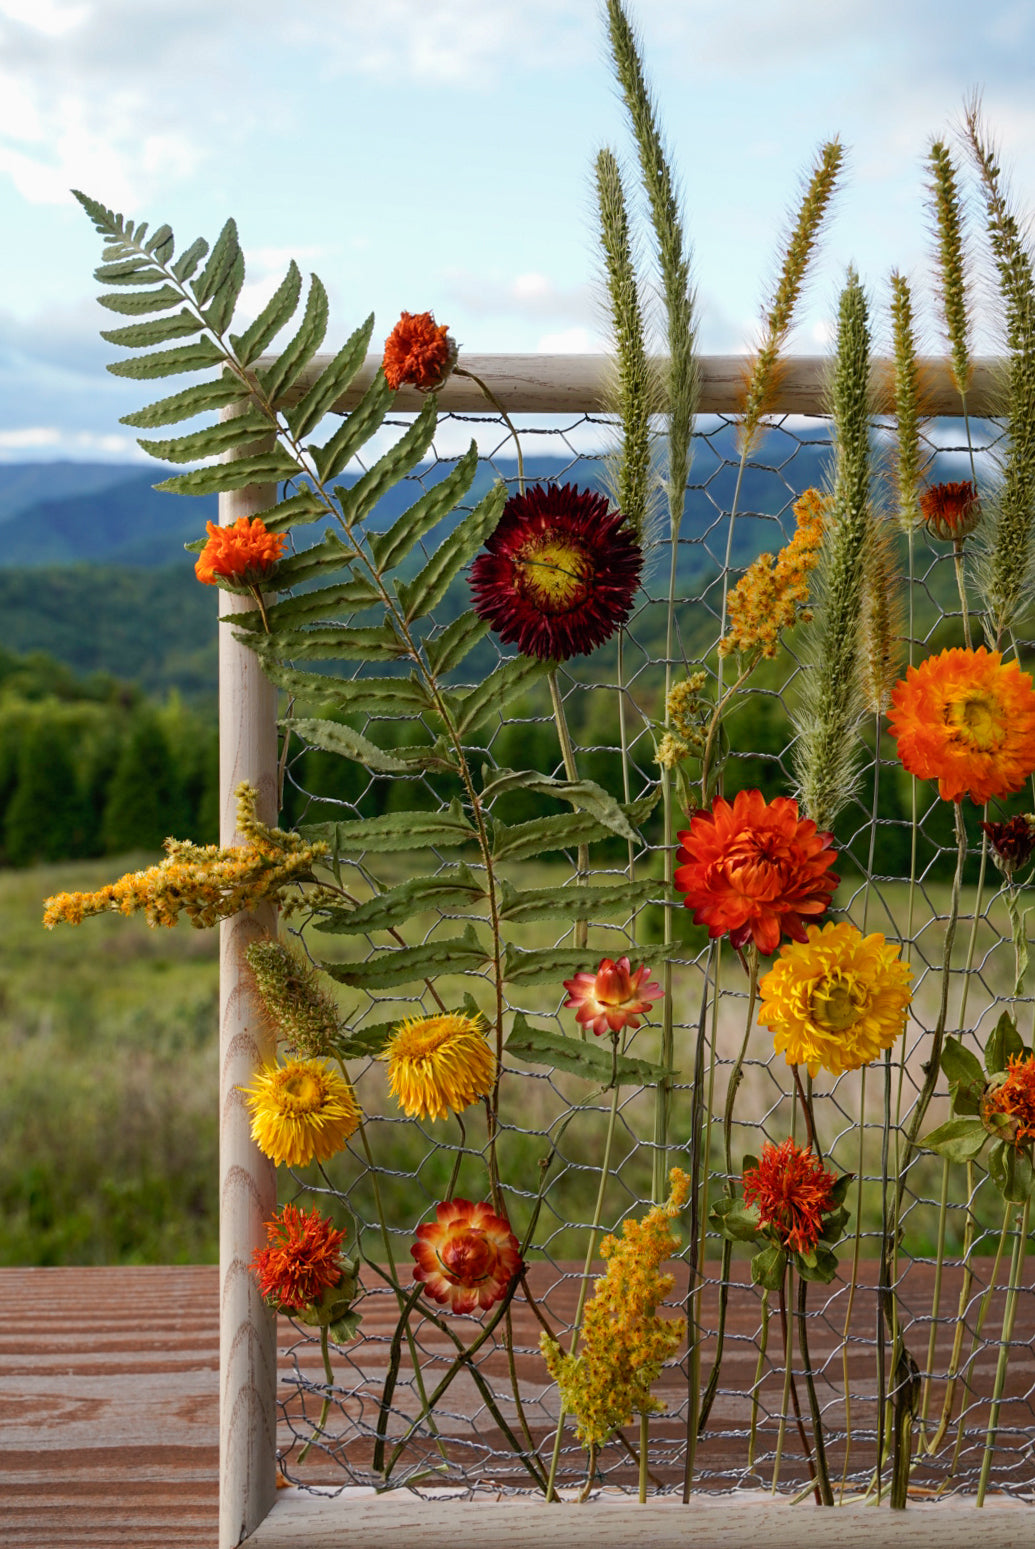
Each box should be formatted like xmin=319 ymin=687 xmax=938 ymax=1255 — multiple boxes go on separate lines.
xmin=545 ymin=1072 xmax=625 ymax=1502
xmin=977 ymin=1196 xmax=1030 ymax=1506
xmin=838 ymin=1062 xmax=867 ymax=1498
xmin=776 ymin=1265 xmax=820 ymax=1502
xmin=639 ymin=1411 xmax=650 ymax=1503
xmin=296 ymin=1323 xmax=334 ymax=1464
xmin=455 ymin=367 xmax=524 ymax=494
xmin=947 ymin=1201 xmax=1012 ymax=1481
xmin=1005 ymin=886 xmax=1031 ymax=996
xmin=682 ymin=949 xmax=716 ymax=1502
xmin=748 ymin=1288 xmax=770 ymax=1470
xmin=917 ymin=1156 xmax=952 ymax=1448
xmin=952 ymin=538 xmax=973 ymax=648
xmin=797 ymin=1275 xmax=834 ymax=1504
xmin=770 ymin=1268 xmax=794 ymax=1495
xmin=372 ymin=1281 xmax=426 ymax=1476
xmin=925 ymin=1160 xmax=977 ymax=1456
xmin=547 ymin=668 xmax=590 ymax=954
xmin=698 ymin=946 xmax=760 ymax=1430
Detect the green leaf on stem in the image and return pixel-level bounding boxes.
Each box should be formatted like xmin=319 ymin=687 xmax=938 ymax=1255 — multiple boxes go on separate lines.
xmin=286 ymin=312 xmax=374 ymax=437
xmin=229 ymin=260 xmax=302 ymax=366
xmin=504 ymin=1012 xmax=671 ymax=1086
xmin=119 ymin=374 xmax=249 ymax=429
xmin=334 ymin=395 xmax=438 ymax=525
xmin=710 ymin=1196 xmax=762 ymax=1243
xmin=282 ymin=717 xmax=421 ymax=773
xmin=453 ymin=657 xmax=553 ymax=736
xmin=497 ymin=876 xmax=663 ymax=923
xmin=323 ymin=926 xmax=486 ymax=989
xmin=156 ymin=446 xmax=298 ymax=495
xmin=313 ymin=867 xmax=485 ymax=934
xmin=249 ymin=623 xmax=407 ymax=662
xmin=300 ymin=800 xmax=478 ymax=854
xmin=396 ymin=482 xmax=506 ymax=622
xmin=750 ymin=1244 xmax=786 ymax=1291
xmin=426 ymin=611 xmax=491 ymax=678
xmin=369 ymin=443 xmax=479 ymax=572
xmin=986 ymin=1010 xmax=1023 ymax=1075
xmin=481 ymin=766 xmax=644 ymax=843
xmin=920 ymin=1116 xmax=988 ymax=1163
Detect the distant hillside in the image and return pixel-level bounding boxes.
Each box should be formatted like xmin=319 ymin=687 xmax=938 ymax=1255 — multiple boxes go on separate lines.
xmin=0 ymin=462 xmax=145 ymax=527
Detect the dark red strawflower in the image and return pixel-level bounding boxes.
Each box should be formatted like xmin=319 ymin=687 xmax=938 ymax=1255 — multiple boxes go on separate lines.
xmin=674 ymin=788 xmax=839 ymax=955
xmin=742 ymin=1138 xmax=838 ymax=1255
xmin=251 ymin=1203 xmax=347 ymax=1313
xmin=469 ymin=483 xmax=642 ymax=661
xmin=981 ymin=814 xmax=1035 ymax=874
xmin=920 ymin=480 xmax=980 ymax=542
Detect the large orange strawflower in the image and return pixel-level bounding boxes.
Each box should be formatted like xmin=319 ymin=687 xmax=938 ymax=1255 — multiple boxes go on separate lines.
xmin=411 ymin=1199 xmax=522 ymax=1315
xmin=194 ymin=515 xmax=286 ymax=585
xmin=251 ymin=1203 xmax=347 ymax=1312
xmin=674 ymin=788 xmax=839 ymax=955
xmin=382 ymin=310 xmax=457 ymax=391
xmin=742 ymin=1139 xmax=838 ymax=1255
xmin=888 ymin=646 xmax=1035 ymax=804
xmin=982 ymin=1053 xmax=1035 ymax=1150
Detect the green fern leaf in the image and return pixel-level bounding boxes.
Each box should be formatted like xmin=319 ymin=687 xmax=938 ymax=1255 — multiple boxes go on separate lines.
xmin=453 ymin=656 xmax=551 ymax=737
xmin=282 ymin=673 xmax=429 ymax=717
xmin=245 ymin=575 xmax=381 ymax=629
xmin=333 ymin=395 xmax=438 ymax=525
xmin=426 ymin=611 xmax=491 ymax=678
xmin=230 ymin=261 xmax=302 ymax=367
xmin=172 ymin=237 xmax=209 ymax=282
xmin=370 ymin=443 xmax=478 ymax=573
xmin=73 ymin=189 xmax=119 ymax=234
xmin=97 ymin=285 xmax=185 ymax=316
xmin=498 ymin=877 xmax=662 ymax=923
xmin=259 ymin=275 xmax=328 ymax=404
xmin=270 ymin=528 xmax=351 ymax=579
xmin=490 ymin=792 xmax=656 ymax=863
xmin=119 ymin=375 xmax=249 ymax=429
xmin=284 ymin=717 xmax=420 ymax=774
xmin=313 ymin=868 xmax=485 ymax=935
xmin=106 ymin=337 xmax=225 ymax=380
xmin=248 ymin=623 xmax=406 ymax=662
xmin=93 ymin=257 xmax=168 ymax=285
xmin=154 ymin=446 xmax=298 ymax=494
xmin=145 ymin=224 xmax=175 ymax=259
xmin=505 ymin=1013 xmax=670 ymax=1085
xmin=324 ymin=927 xmax=486 ymax=990
xmin=191 ymin=217 xmax=240 ymax=308
xmin=254 ymin=660 xmax=395 ymax=702
xmin=300 ymin=801 xmax=476 ymax=854
xmin=481 ymin=768 xmax=641 ymax=843
xmin=287 ymin=314 xmax=375 ymax=438
xmin=137 ymin=406 xmax=272 ymax=464
xmin=501 ymin=945 xmax=609 ymax=987
xmin=100 ymin=310 xmax=204 ymax=348
xmin=203 ymin=247 xmax=246 ymax=335
xmin=397 ymin=483 xmax=505 ymax=622
xmin=243 ymin=488 xmax=329 ymax=533
xmin=311 ymin=374 xmax=394 ymax=483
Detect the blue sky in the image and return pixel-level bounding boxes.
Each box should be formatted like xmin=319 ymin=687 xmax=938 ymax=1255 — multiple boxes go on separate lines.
xmin=1 ymin=0 xmax=1033 ymax=463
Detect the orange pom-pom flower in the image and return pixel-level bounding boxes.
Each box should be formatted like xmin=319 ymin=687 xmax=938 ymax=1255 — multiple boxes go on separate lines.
xmin=411 ymin=1199 xmax=522 ymax=1315
xmin=251 ymin=1203 xmax=347 ymax=1313
xmin=563 ymin=956 xmax=662 ymax=1037
xmin=742 ymin=1139 xmax=838 ymax=1256
xmin=674 ymin=788 xmax=838 ymax=955
xmin=194 ymin=515 xmax=286 ymax=585
xmin=382 ymin=310 xmax=457 ymax=391
xmin=888 ymin=646 xmax=1035 ymax=804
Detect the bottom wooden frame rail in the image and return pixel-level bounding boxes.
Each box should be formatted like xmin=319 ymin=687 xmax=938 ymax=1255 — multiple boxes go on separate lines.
xmin=242 ymin=1486 xmax=1032 ymax=1548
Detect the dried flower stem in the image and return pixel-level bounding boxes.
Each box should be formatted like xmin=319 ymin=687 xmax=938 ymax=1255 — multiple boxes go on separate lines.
xmin=977 ymin=1197 xmax=1030 ymax=1505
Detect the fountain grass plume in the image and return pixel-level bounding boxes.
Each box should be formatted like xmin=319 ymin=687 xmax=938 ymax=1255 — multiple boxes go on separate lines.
xmin=739 ymin=140 xmax=844 ymax=456
xmin=605 ymin=0 xmax=698 ymax=524
xmin=928 ymin=140 xmax=973 ymax=397
xmin=793 ymin=269 xmax=873 ymax=831
xmin=963 ymin=97 xmax=1035 ymax=642
xmin=888 ymin=271 xmax=926 ymax=532
xmin=594 ymin=145 xmax=661 ymax=547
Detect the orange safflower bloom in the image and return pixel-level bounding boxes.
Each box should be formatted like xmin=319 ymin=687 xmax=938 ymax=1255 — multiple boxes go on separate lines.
xmin=920 ymin=480 xmax=981 ymax=542
xmin=411 ymin=1199 xmax=522 ymax=1315
xmin=194 ymin=515 xmax=286 ymax=585
xmin=982 ymin=1053 xmax=1035 ymax=1149
xmin=742 ymin=1138 xmax=838 ymax=1255
xmin=382 ymin=310 xmax=457 ymax=391
xmin=563 ymin=955 xmax=662 ymax=1037
xmin=888 ymin=646 xmax=1035 ymax=804
xmin=252 ymin=1203 xmax=347 ymax=1312
xmin=674 ymin=788 xmax=838 ymax=955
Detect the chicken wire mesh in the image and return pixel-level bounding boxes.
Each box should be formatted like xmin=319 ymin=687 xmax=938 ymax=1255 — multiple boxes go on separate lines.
xmin=265 ymin=400 xmax=1035 ymax=1501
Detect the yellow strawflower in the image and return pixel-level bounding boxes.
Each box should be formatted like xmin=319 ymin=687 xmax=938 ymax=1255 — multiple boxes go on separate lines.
xmin=381 ymin=1011 xmax=495 ymax=1121
xmin=540 ymin=1168 xmax=690 ymax=1450
xmin=242 ymin=1056 xmax=361 ymax=1168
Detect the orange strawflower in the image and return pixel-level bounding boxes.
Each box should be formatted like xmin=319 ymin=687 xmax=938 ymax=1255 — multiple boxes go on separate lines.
xmin=562 ymin=956 xmax=663 ymax=1037
xmin=982 ymin=1053 xmax=1035 ymax=1150
xmin=742 ymin=1138 xmax=838 ymax=1255
xmin=674 ymin=788 xmax=839 ymax=955
xmin=411 ymin=1199 xmax=522 ymax=1315
xmin=920 ymin=480 xmax=981 ymax=542
xmin=720 ymin=487 xmax=828 ymax=659
xmin=382 ymin=310 xmax=457 ymax=391
xmin=888 ymin=646 xmax=1035 ymax=804
xmin=252 ymin=1203 xmax=347 ymax=1312
xmin=194 ymin=515 xmax=286 ymax=585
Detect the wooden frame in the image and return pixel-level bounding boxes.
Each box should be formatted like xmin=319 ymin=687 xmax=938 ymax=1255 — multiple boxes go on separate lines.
xmin=218 ymin=354 xmax=1026 ymax=1547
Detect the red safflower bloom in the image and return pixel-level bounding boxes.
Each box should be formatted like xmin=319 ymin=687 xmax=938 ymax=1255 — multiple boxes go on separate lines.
xmin=742 ymin=1138 xmax=838 ymax=1255
xmin=920 ymin=480 xmax=981 ymax=542
xmin=982 ymin=1054 xmax=1035 ymax=1149
xmin=981 ymin=814 xmax=1035 ymax=875
xmin=674 ymin=788 xmax=839 ymax=955
xmin=251 ymin=1203 xmax=347 ymax=1313
xmin=195 ymin=515 xmax=286 ymax=586
xmin=469 ymin=483 xmax=642 ymax=662
xmin=382 ymin=310 xmax=457 ymax=392
xmin=562 ymin=955 xmax=663 ymax=1037
xmin=888 ymin=646 xmax=1035 ymax=804
xmin=411 ymin=1199 xmax=522 ymax=1315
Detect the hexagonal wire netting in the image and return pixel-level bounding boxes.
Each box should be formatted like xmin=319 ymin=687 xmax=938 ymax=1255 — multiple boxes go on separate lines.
xmin=269 ymin=396 xmax=1034 ymax=1501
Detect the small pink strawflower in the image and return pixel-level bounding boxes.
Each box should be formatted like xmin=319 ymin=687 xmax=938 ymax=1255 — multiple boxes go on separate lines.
xmin=562 ymin=955 xmax=663 ymax=1037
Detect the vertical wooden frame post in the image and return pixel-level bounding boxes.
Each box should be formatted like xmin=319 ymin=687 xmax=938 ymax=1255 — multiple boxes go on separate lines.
xmin=218 ymin=471 xmax=280 ymax=1549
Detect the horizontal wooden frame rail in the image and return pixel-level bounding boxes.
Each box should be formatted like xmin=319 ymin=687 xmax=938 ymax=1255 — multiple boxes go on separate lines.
xmin=219 ymin=353 xmax=1026 ymax=1548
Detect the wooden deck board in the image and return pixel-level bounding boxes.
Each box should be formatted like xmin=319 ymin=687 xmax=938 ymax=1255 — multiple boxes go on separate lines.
xmin=1 ymin=1263 xmax=1032 ymax=1547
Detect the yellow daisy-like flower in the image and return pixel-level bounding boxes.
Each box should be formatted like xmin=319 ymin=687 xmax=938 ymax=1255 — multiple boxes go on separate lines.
xmin=757 ymin=921 xmax=912 ymax=1078
xmin=381 ymin=1011 xmax=495 ymax=1121
xmin=241 ymin=1057 xmax=361 ymax=1167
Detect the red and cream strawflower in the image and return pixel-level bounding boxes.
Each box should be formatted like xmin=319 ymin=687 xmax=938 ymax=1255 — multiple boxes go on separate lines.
xmin=411 ymin=1199 xmax=522 ymax=1315
xmin=563 ymin=956 xmax=663 ymax=1037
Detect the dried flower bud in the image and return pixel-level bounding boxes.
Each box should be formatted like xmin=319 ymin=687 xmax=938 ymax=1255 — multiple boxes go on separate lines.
xmin=981 ymin=813 xmax=1035 ymax=877
xmin=920 ymin=481 xmax=981 ymax=542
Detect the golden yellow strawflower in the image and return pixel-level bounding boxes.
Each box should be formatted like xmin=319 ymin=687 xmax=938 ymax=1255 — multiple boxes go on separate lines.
xmin=381 ymin=1011 xmax=495 ymax=1121
xmin=758 ymin=920 xmax=912 ymax=1078
xmin=540 ymin=1168 xmax=690 ymax=1451
xmin=43 ymin=783 xmax=327 ymax=930
xmin=241 ymin=1056 xmax=361 ymax=1168
xmin=720 ymin=487 xmax=828 ymax=659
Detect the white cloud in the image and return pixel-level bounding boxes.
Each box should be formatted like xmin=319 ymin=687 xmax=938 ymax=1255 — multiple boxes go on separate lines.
xmin=443 ymin=267 xmax=594 ymax=324
xmin=535 ymin=326 xmax=600 ymax=353
xmin=0 ymin=424 xmax=146 ymax=459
